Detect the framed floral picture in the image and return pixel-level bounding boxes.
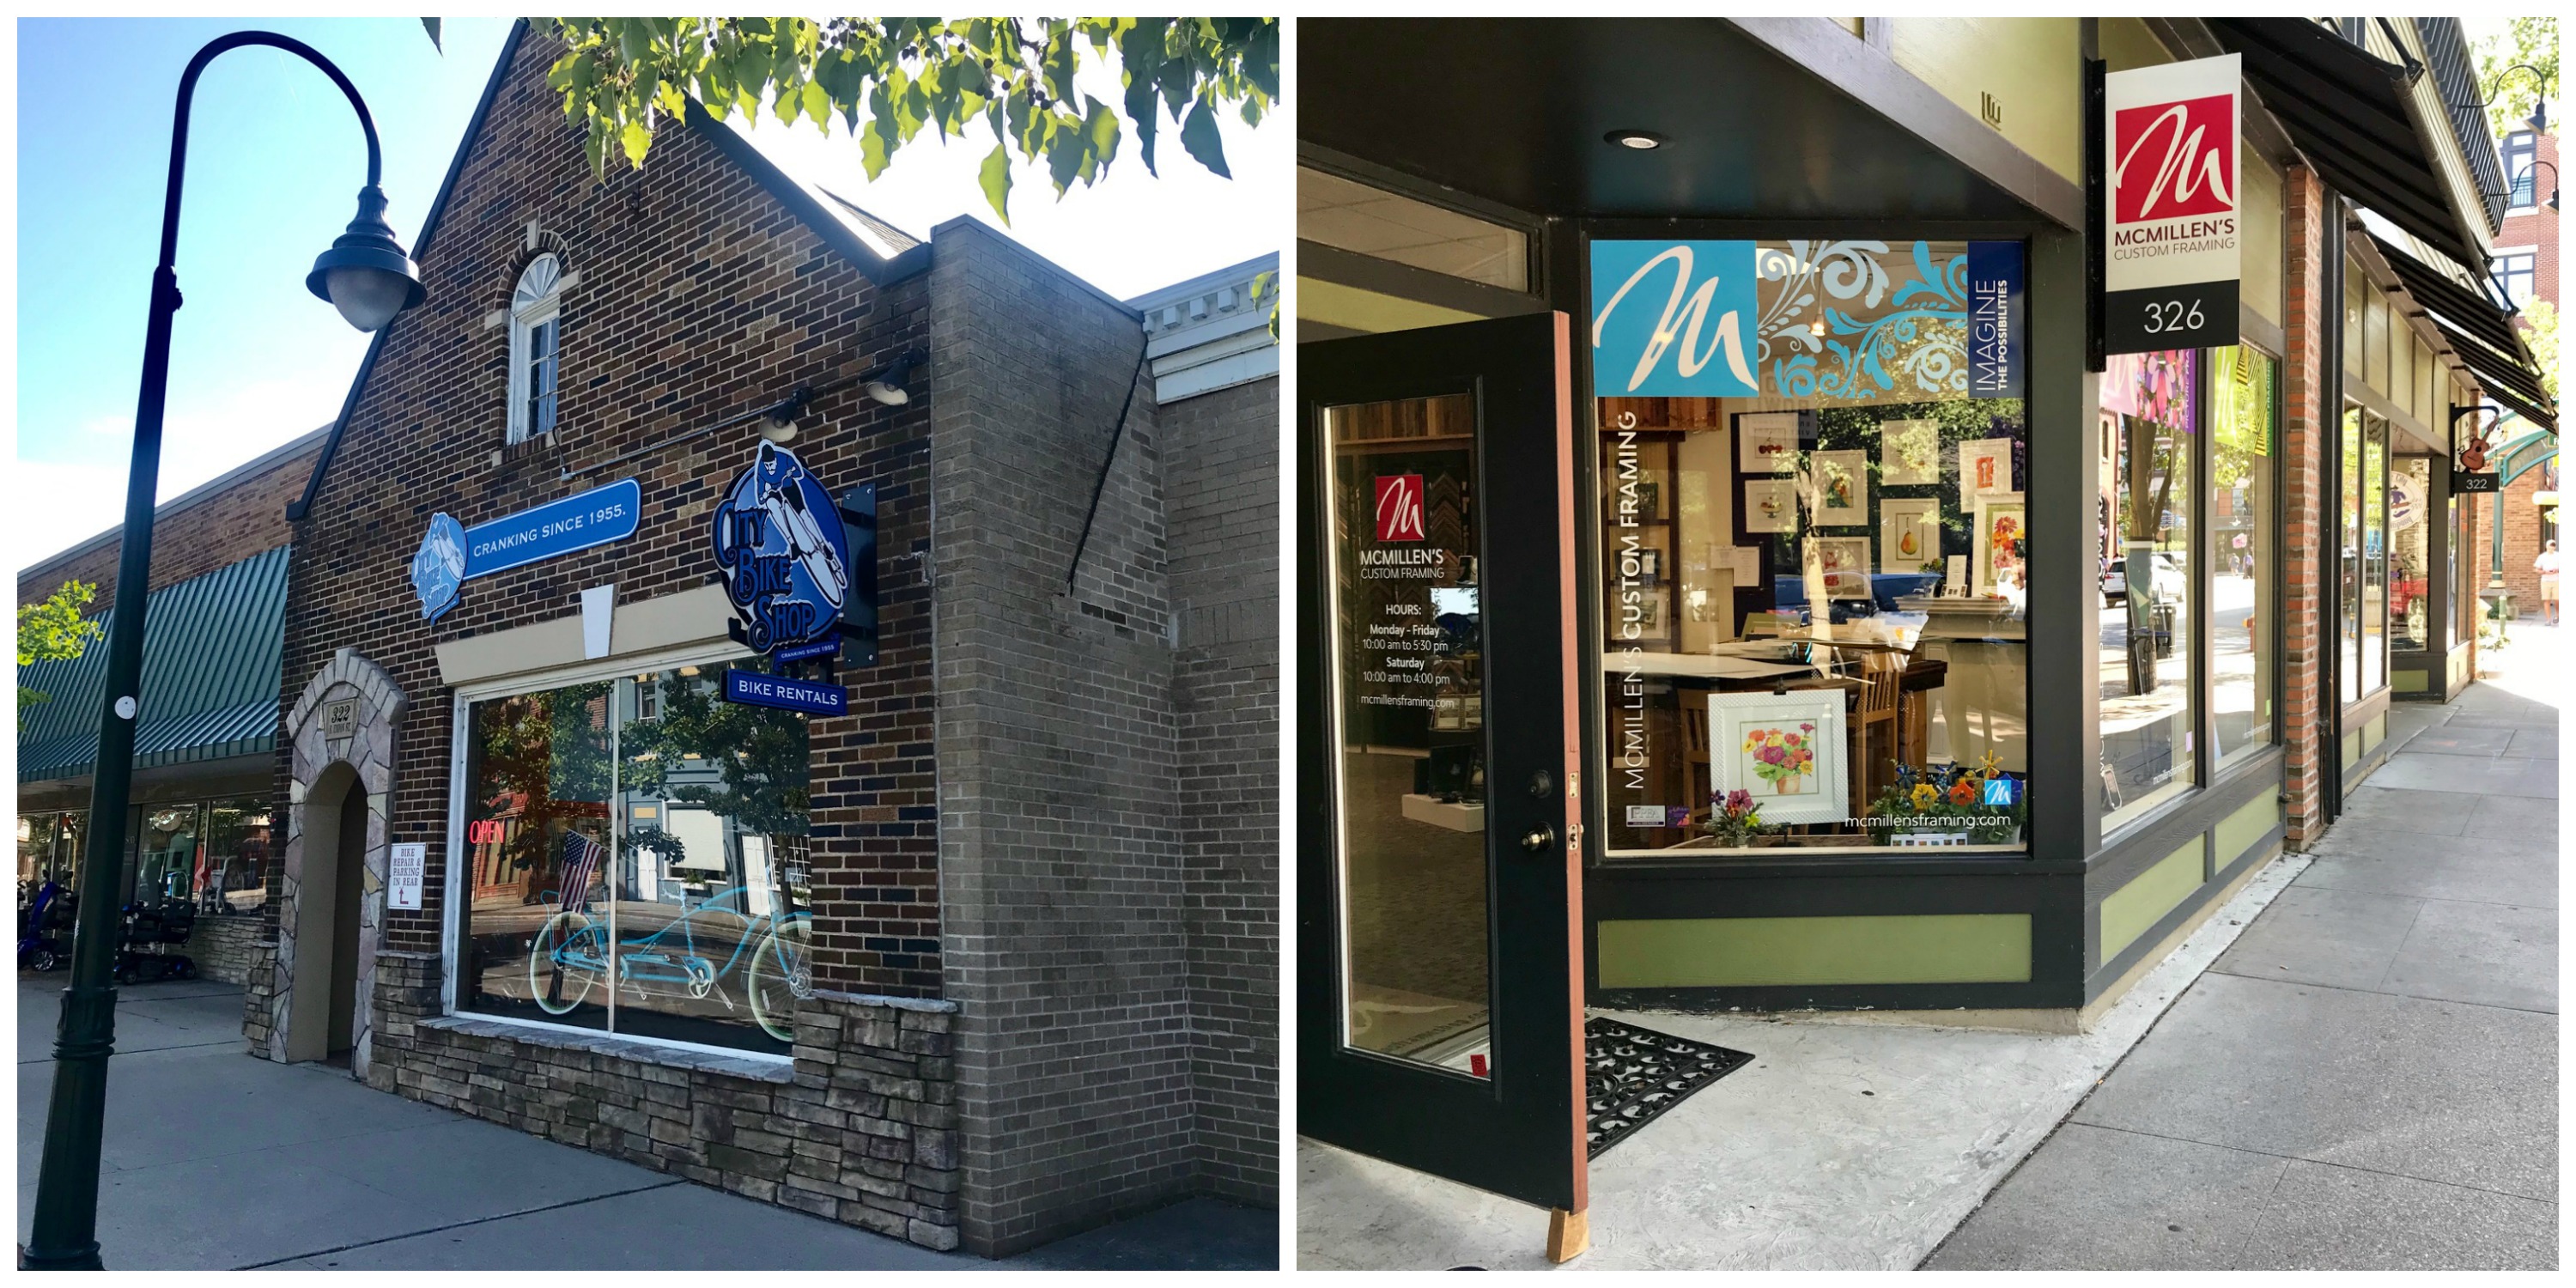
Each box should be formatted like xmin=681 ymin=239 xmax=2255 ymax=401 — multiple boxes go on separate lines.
xmin=1812 ymin=449 xmax=1868 ymax=526
xmin=1737 ymin=411 xmax=1801 ymax=473
xmin=1880 ymin=418 xmax=1940 ymax=485
xmin=1743 ymin=478 xmax=1798 ymax=534
xmin=1878 ymin=497 xmax=1942 ymax=573
xmin=1958 ymin=436 xmax=2014 ymax=507
xmin=1807 ymin=536 xmax=1873 ymax=599
xmin=1706 ymin=690 xmax=1850 ymax=826
xmin=1973 ymin=493 xmax=2027 ymax=596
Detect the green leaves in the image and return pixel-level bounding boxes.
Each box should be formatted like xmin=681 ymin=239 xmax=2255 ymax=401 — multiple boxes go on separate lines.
xmin=18 ymin=580 xmax=100 ymax=730
xmin=540 ymin=18 xmax=1279 ymax=222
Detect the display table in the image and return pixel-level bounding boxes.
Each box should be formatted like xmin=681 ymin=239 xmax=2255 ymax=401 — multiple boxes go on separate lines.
xmin=1400 ymin=793 xmax=1485 ymax=833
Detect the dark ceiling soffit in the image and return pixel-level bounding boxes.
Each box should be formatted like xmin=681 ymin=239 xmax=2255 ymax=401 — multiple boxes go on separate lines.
xmin=2369 ymin=234 xmax=2531 ymax=363
xmin=1727 ymin=16 xmax=2084 ymax=231
xmin=1297 ymin=240 xmax=1547 ymax=320
xmin=289 ymin=18 xmax=529 ymax=523
xmin=2206 ymin=18 xmax=2482 ymax=270
xmin=683 ymin=99 xmax=933 ymax=287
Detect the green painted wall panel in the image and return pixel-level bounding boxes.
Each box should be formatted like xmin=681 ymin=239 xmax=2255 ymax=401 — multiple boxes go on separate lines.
xmin=2366 ymin=712 xmax=2387 ymax=750
xmin=2391 ymin=668 xmax=2428 ymax=694
xmin=1596 ymin=914 xmax=2031 ymax=988
xmin=2342 ymin=728 xmax=2361 ymax=769
xmin=2215 ymin=793 xmax=2281 ymax=867
xmin=2100 ymin=838 xmax=2204 ymax=962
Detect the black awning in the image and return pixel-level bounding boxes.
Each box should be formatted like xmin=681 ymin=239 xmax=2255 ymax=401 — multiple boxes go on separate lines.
xmin=2442 ymin=326 xmax=2557 ymax=433
xmin=2371 ymin=234 xmax=2528 ymax=360
xmin=2207 ymin=18 xmax=2485 ymax=271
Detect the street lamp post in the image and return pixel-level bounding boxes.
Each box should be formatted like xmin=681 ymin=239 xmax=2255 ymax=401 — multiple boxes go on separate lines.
xmin=20 ymin=31 xmax=424 ymax=1271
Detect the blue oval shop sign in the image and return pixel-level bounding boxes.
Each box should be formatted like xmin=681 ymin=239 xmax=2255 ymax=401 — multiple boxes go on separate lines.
xmin=712 ymin=441 xmax=852 ymax=659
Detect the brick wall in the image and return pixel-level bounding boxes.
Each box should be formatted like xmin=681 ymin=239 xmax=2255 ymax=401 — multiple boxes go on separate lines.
xmin=926 ymin=222 xmax=1197 ymax=1257
xmin=16 ymin=435 xmax=319 ymax=612
xmin=1161 ymin=374 xmax=1280 ymax=1206
xmin=2470 ymin=465 xmax=2558 ymax=612
xmin=2280 ymin=165 xmax=2330 ymax=846
xmin=271 ymin=26 xmax=940 ymax=996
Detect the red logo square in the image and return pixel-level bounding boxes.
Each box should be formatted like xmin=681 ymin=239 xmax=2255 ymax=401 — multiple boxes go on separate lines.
xmin=2113 ymin=93 xmax=2236 ymax=222
xmin=1375 ymin=474 xmax=1425 ymax=543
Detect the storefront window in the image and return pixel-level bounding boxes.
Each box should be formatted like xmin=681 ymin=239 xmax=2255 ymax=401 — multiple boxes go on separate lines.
xmin=2362 ymin=416 xmax=2389 ymax=693
xmin=2452 ymin=495 xmax=2471 ymax=644
xmin=457 ymin=669 xmax=812 ymax=1055
xmin=2212 ymin=346 xmax=2275 ymax=770
xmin=2391 ymin=456 xmax=2433 ymax=653
xmin=1321 ymin=392 xmax=1495 ymax=1070
xmin=204 ymin=799 xmax=274 ymax=914
xmin=2099 ymin=350 xmax=2199 ymax=831
xmin=1592 ymin=240 xmax=2029 ymax=858
xmin=137 ymin=804 xmax=205 ymax=904
xmin=18 ymin=815 xmax=55 ymax=893
xmin=2341 ymin=405 xmax=2363 ymax=700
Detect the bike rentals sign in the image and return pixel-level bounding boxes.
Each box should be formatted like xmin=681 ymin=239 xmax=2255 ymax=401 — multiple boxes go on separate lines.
xmin=2104 ymin=53 xmax=2241 ymax=353
xmin=713 ymin=441 xmax=854 ymax=714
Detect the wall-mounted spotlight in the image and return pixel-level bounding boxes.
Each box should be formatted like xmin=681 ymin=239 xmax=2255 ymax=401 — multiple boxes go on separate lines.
xmin=758 ymin=389 xmax=810 ymax=443
xmin=1605 ymin=130 xmax=1666 ymax=151
xmin=865 ymin=350 xmax=923 ymax=406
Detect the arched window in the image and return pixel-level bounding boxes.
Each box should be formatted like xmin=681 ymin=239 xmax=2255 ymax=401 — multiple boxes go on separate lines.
xmin=507 ymin=253 xmax=563 ymax=443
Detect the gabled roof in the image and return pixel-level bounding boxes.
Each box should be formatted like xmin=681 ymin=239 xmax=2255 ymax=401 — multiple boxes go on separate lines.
xmin=289 ymin=19 xmax=930 ymax=522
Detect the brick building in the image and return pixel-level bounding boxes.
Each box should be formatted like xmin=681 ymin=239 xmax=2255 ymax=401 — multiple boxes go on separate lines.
xmin=17 ymin=429 xmax=325 ymax=981
xmin=2469 ymin=123 xmax=2559 ymax=614
xmin=166 ymin=22 xmax=1273 ymax=1260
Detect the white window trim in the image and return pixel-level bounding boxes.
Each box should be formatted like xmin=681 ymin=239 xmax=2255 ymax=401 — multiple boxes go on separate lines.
xmin=2490 ymin=245 xmax=2539 ymax=308
xmin=506 ymin=254 xmax=565 ymax=445
xmin=440 ymin=638 xmax=788 ymax=1064
xmin=2501 ymin=134 xmax=2539 ymax=212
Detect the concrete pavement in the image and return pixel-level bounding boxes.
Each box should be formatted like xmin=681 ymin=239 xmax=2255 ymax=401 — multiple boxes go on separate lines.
xmin=1928 ymin=629 xmax=2558 ymax=1271
xmin=15 ymin=976 xmax=1275 ymax=1270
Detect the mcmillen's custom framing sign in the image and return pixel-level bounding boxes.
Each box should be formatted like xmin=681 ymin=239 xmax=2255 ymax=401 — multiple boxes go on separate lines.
xmin=2103 ymin=53 xmax=2243 ymax=354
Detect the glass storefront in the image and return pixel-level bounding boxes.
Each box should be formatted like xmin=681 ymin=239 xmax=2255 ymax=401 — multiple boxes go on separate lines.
xmin=1591 ymin=240 xmax=2030 ymax=857
xmin=457 ymin=665 xmax=813 ymax=1055
xmin=2099 ymin=350 xmax=2199 ymax=830
xmin=118 ymin=798 xmax=273 ymax=913
xmin=2391 ymin=455 xmax=2433 ymax=653
xmin=1320 ymin=392 xmax=1495 ymax=1072
xmin=2212 ymin=345 xmax=2277 ymax=770
xmin=17 ymin=810 xmax=85 ymax=895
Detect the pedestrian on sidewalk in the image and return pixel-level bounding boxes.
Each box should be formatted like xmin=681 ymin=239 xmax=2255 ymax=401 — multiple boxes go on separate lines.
xmin=2536 ymin=540 xmax=2560 ymax=625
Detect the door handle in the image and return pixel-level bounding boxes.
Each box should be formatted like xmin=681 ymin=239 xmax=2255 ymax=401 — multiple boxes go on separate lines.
xmin=1520 ymin=824 xmax=1557 ymax=853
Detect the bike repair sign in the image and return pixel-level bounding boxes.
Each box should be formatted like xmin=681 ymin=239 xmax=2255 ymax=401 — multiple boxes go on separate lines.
xmin=712 ymin=440 xmax=853 ymax=659
xmin=388 ymin=843 xmax=425 ymax=911
xmin=2105 ymin=53 xmax=2240 ymax=353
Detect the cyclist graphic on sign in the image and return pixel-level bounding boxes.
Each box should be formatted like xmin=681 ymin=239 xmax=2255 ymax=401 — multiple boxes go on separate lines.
xmin=712 ymin=441 xmax=852 ymax=654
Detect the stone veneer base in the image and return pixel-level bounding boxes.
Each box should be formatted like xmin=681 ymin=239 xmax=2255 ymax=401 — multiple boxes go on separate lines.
xmin=368 ymin=951 xmax=965 ymax=1251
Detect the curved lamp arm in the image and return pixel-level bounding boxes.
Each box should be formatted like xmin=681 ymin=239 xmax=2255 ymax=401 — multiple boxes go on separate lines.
xmin=160 ymin=30 xmax=384 ymax=272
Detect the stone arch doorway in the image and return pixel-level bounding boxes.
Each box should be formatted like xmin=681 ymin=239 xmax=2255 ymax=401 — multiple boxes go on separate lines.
xmin=270 ymin=649 xmax=406 ymax=1077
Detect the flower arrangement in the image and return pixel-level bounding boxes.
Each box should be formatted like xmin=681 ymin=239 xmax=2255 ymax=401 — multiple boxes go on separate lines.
xmin=1702 ymin=788 xmax=1765 ymax=848
xmin=1741 ymin=723 xmax=1817 ymax=794
xmin=1865 ymin=751 xmax=2028 ymax=844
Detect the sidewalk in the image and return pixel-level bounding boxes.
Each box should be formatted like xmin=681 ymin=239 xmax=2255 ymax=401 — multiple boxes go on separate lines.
xmin=15 ymin=977 xmax=1274 ymax=1270
xmin=1928 ymin=628 xmax=2558 ymax=1271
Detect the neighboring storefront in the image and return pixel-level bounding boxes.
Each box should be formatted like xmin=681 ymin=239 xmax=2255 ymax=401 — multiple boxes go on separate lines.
xmin=55 ymin=21 xmax=1282 ymax=1261
xmin=18 ymin=433 xmax=322 ymax=981
xmin=1294 ymin=15 xmax=2553 ymax=1252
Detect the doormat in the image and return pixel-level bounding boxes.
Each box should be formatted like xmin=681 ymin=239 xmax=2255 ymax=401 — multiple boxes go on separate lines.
xmin=1585 ymin=1017 xmax=1753 ymax=1159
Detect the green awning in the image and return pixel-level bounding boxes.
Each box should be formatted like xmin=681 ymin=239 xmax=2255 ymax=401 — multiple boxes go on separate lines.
xmin=18 ymin=545 xmax=289 ymax=783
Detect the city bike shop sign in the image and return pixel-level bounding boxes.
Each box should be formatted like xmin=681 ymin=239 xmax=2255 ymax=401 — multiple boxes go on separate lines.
xmin=712 ymin=440 xmax=858 ymax=714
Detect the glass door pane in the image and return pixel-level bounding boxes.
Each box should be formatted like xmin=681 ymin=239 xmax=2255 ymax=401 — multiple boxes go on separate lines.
xmin=1322 ymin=392 xmax=1494 ymax=1074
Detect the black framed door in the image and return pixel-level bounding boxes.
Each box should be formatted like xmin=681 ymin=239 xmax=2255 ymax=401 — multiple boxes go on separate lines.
xmin=1297 ymin=313 xmax=1588 ymax=1214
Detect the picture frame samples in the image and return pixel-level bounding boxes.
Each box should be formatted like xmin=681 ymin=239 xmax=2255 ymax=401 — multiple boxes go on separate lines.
xmin=1880 ymin=418 xmax=1940 ymax=485
xmin=1878 ymin=497 xmax=1942 ymax=573
xmin=1812 ymin=449 xmax=1867 ymax=526
xmin=1737 ymin=411 xmax=1800 ymax=473
xmin=1958 ymin=437 xmax=2014 ymax=506
xmin=1743 ymin=478 xmax=1798 ymax=534
xmin=1705 ymin=690 xmax=1850 ymax=826
xmin=1808 ymin=536 xmax=1873 ymax=600
xmin=1973 ymin=492 xmax=2027 ymax=596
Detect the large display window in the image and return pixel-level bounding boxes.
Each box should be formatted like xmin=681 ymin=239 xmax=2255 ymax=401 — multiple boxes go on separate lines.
xmin=2099 ymin=349 xmax=2200 ymax=831
xmin=2211 ymin=345 xmax=2278 ymax=771
xmin=455 ymin=663 xmax=814 ymax=1055
xmin=1591 ymin=239 xmax=2029 ymax=858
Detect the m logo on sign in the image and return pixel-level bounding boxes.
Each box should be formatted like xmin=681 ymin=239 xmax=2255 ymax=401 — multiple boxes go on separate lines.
xmin=1589 ymin=240 xmax=1760 ymax=398
xmin=1375 ymin=475 xmax=1426 ymax=543
xmin=2114 ymin=93 xmax=2235 ymax=222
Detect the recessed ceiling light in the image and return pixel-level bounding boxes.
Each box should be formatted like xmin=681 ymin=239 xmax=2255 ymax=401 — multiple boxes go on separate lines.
xmin=1606 ymin=130 xmax=1666 ymax=150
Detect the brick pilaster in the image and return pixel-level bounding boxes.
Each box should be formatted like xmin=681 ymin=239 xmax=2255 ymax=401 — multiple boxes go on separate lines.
xmin=2280 ymin=165 xmax=2330 ymax=845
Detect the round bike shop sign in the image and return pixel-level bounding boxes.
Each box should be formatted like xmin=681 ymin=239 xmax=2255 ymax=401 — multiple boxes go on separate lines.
xmin=712 ymin=440 xmax=852 ymax=658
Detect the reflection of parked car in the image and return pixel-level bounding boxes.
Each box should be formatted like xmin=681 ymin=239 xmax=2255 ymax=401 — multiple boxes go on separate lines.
xmin=2101 ymin=553 xmax=2185 ymax=604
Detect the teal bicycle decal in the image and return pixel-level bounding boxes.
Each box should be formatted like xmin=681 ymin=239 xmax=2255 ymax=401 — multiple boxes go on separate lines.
xmin=530 ymin=862 xmax=813 ymax=1042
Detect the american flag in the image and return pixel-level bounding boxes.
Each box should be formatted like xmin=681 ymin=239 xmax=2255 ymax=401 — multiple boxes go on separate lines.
xmin=557 ymin=831 xmax=605 ymax=910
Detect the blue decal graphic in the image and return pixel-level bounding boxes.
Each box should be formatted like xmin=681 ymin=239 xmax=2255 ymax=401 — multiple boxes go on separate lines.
xmin=712 ymin=442 xmax=852 ymax=658
xmin=461 ymin=478 xmax=640 ymax=580
xmin=1982 ymin=777 xmax=2018 ymax=807
xmin=527 ymin=876 xmax=812 ymax=1044
xmin=1590 ymin=240 xmax=1761 ymax=398
xmin=411 ymin=513 xmax=466 ymax=623
xmin=1965 ymin=241 xmax=2026 ymax=398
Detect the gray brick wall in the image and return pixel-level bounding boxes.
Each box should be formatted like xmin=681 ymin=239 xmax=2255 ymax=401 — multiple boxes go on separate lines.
xmin=1162 ymin=374 xmax=1280 ymax=1206
xmin=927 ymin=222 xmax=1200 ymax=1257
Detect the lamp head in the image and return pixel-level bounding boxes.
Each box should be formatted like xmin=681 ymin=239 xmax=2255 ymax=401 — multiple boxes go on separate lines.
xmin=2527 ymin=97 xmax=2549 ymax=137
xmin=307 ymin=185 xmax=426 ymax=332
xmin=866 ymin=351 xmax=920 ymax=406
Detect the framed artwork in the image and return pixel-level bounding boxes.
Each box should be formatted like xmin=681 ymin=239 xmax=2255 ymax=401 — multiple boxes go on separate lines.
xmin=1880 ymin=419 xmax=1940 ymax=485
xmin=1878 ymin=498 xmax=1942 ymax=573
xmin=1743 ymin=478 xmax=1798 ymax=534
xmin=1808 ymin=536 xmax=1873 ymax=599
xmin=1737 ymin=412 xmax=1801 ymax=473
xmin=1958 ymin=437 xmax=2014 ymax=506
xmin=1706 ymin=690 xmax=1850 ymax=826
xmin=1812 ymin=450 xmax=1868 ymax=526
xmin=1972 ymin=493 xmax=2027 ymax=596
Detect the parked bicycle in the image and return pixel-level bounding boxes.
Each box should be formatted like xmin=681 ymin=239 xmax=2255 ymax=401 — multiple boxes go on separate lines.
xmin=527 ymin=883 xmax=812 ymax=1042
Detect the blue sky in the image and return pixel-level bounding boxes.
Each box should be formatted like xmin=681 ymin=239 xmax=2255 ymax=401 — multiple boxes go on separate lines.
xmin=15 ymin=18 xmax=1285 ymax=572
